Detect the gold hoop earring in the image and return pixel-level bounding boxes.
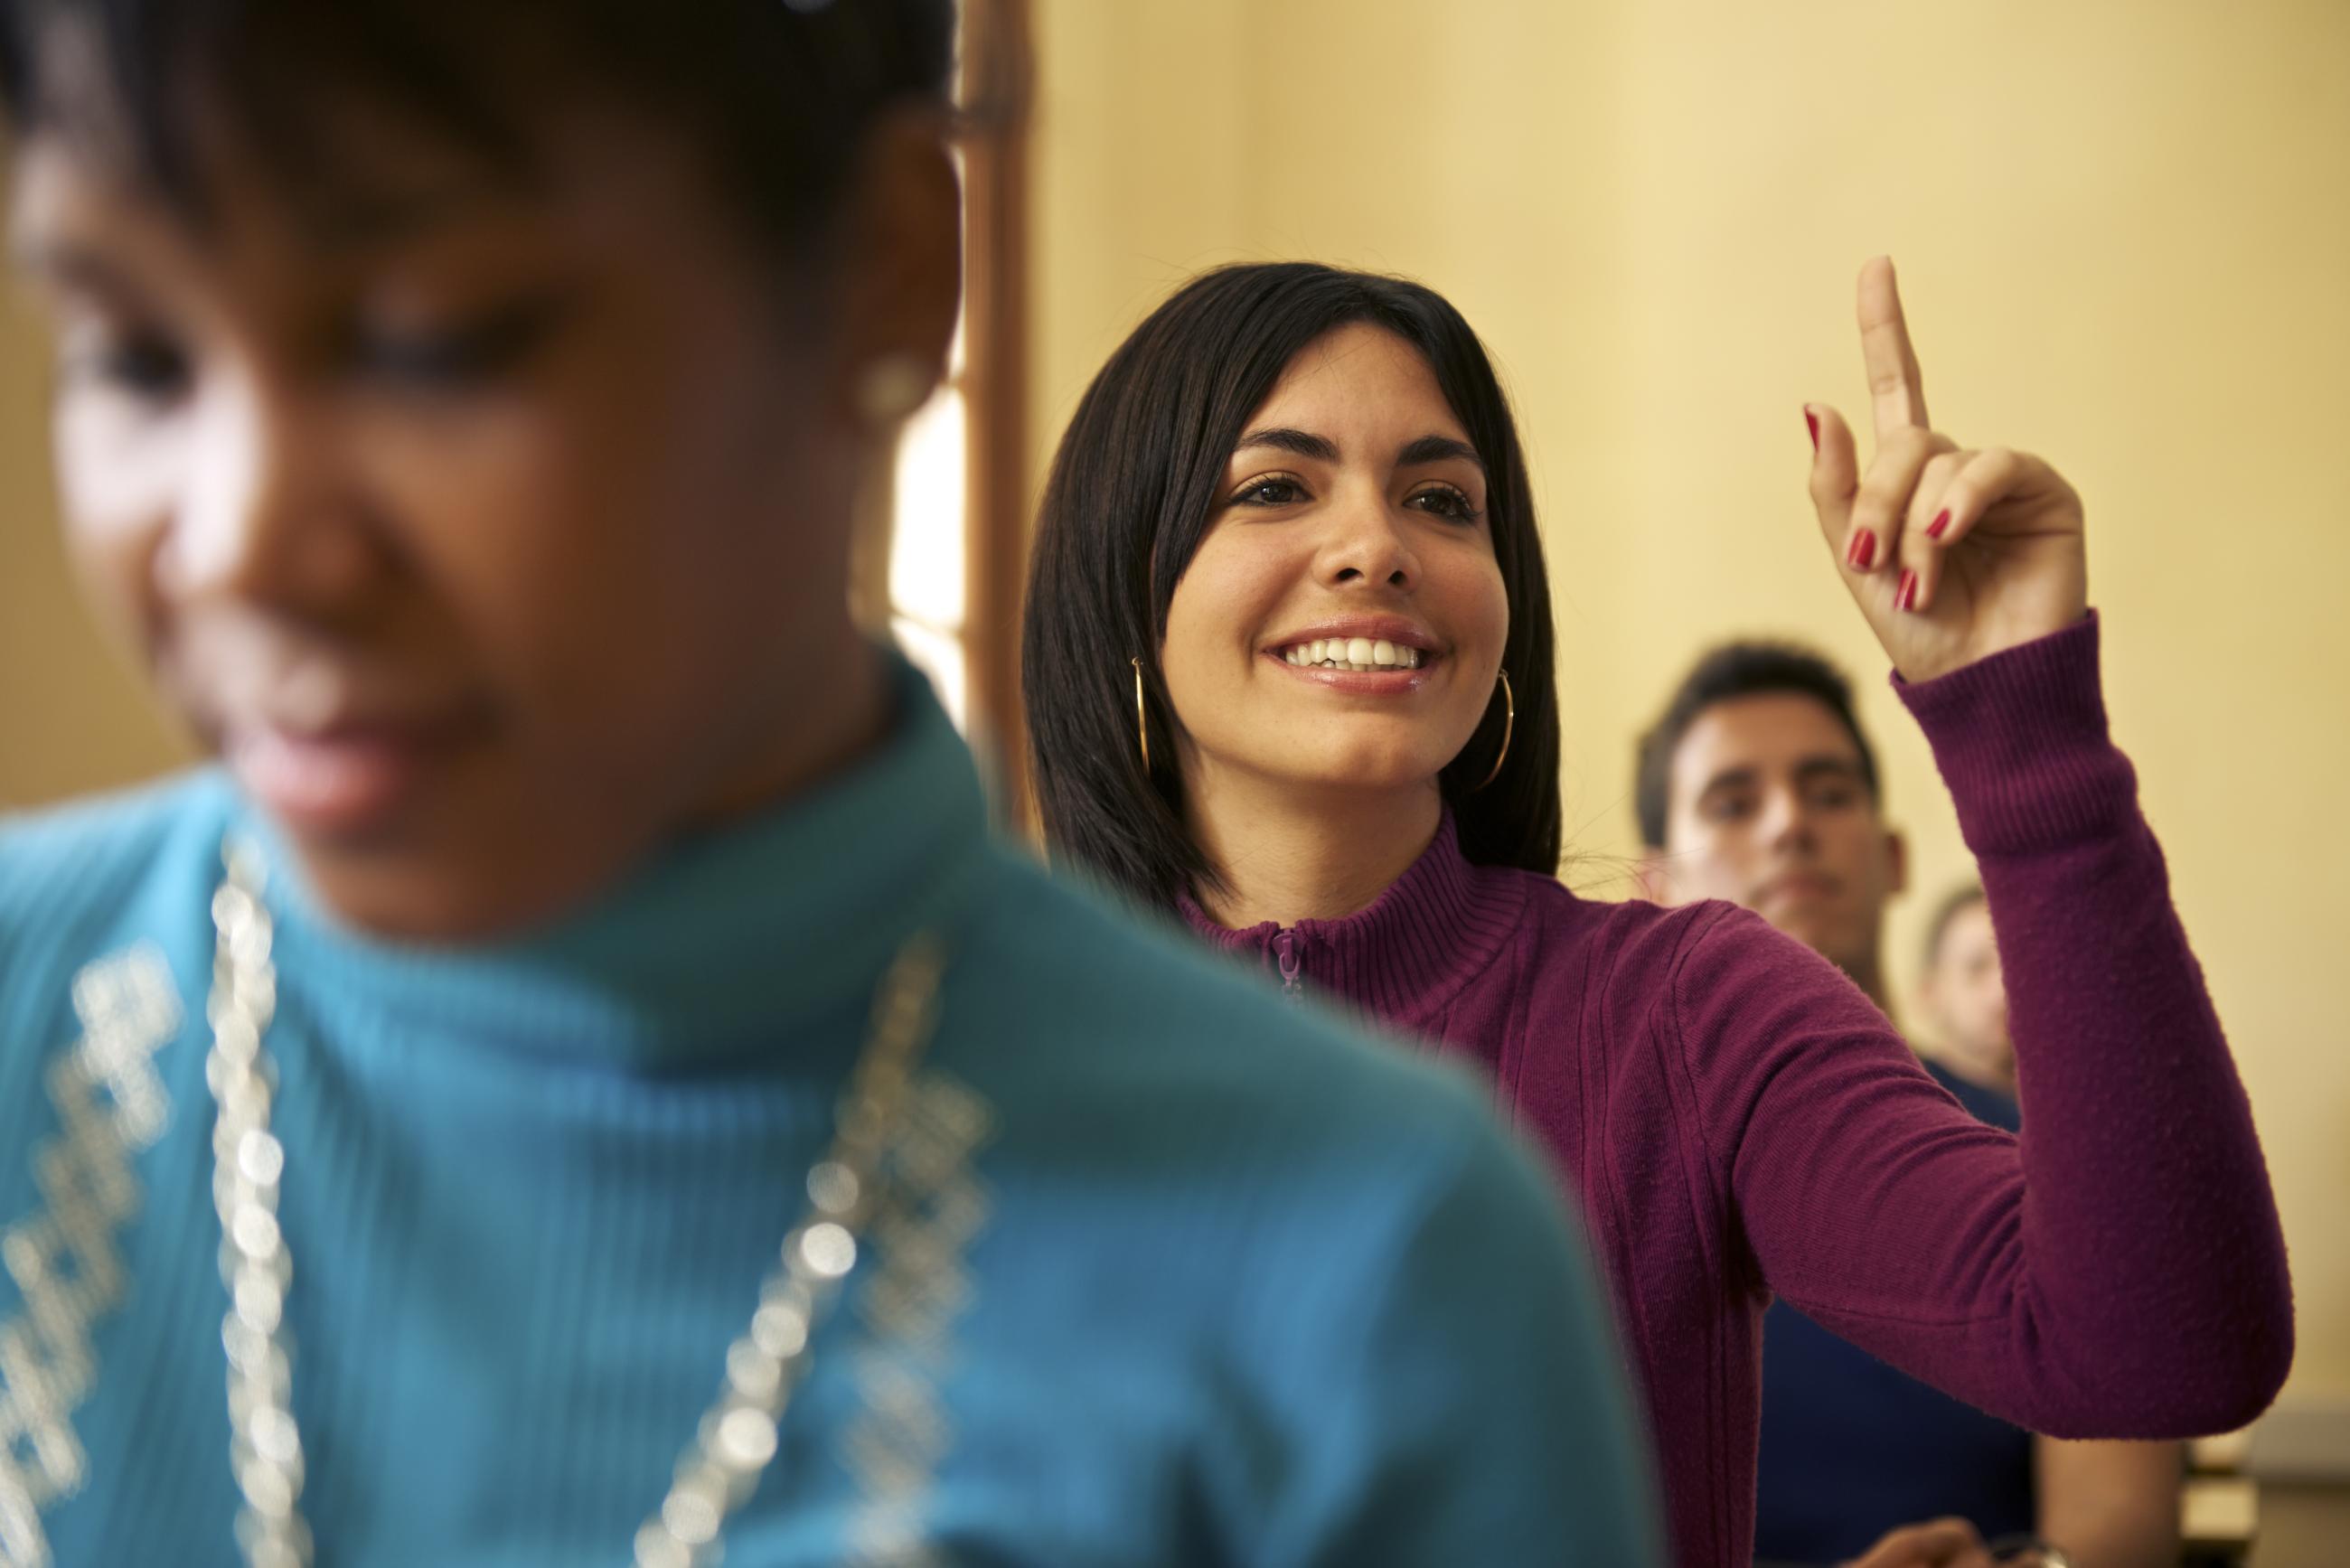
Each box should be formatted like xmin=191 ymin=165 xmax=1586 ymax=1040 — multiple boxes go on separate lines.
xmin=1473 ymin=670 xmax=1515 ymax=793
xmin=1131 ymin=656 xmax=1152 ymax=773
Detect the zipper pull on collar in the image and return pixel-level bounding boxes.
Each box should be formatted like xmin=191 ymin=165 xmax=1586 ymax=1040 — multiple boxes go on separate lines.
xmin=1274 ymin=928 xmax=1302 ymax=1000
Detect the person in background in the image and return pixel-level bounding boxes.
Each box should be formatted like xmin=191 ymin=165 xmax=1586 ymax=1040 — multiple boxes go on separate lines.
xmin=0 ymin=2 xmax=1661 ymax=1563
xmin=1919 ymin=884 xmax=2016 ymax=1096
xmin=1638 ymin=643 xmax=2182 ymax=1568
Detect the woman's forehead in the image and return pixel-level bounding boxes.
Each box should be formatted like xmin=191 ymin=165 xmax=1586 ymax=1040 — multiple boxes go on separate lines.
xmin=1244 ymin=325 xmax=1469 ymax=449
xmin=9 ymin=142 xmax=506 ymax=322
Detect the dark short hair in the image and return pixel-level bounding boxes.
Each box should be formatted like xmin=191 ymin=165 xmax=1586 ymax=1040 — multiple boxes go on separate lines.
xmin=1633 ymin=641 xmax=1880 ymax=848
xmin=0 ymin=0 xmax=955 ymax=266
xmin=1922 ymin=881 xmax=1988 ymax=971
xmin=1021 ymin=262 xmax=1561 ymax=909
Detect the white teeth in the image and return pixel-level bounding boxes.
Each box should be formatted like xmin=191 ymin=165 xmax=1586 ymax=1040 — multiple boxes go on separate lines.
xmin=1277 ymin=640 xmax=1428 ymax=672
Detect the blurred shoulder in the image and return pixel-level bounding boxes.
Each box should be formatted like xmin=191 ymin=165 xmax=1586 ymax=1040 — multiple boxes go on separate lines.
xmin=954 ymin=857 xmax=1658 ymax=1561
xmin=0 ymin=770 xmax=230 ymax=1040
xmin=0 ymin=769 xmax=232 ymax=915
xmin=956 ymin=846 xmax=1516 ymax=1173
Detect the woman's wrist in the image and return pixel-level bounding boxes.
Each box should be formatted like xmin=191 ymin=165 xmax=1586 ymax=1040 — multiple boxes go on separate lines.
xmin=1895 ymin=612 xmax=2133 ymax=859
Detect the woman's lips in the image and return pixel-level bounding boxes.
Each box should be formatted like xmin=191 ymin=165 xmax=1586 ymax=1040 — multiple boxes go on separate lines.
xmin=228 ymin=717 xmax=478 ymax=838
xmin=1260 ymin=649 xmax=1435 ymax=692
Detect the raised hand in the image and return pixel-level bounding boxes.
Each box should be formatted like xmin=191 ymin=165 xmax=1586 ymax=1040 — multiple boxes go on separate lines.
xmin=1805 ymin=258 xmax=2088 ymax=684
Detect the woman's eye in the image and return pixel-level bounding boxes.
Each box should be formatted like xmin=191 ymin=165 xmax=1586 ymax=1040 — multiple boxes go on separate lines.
xmin=353 ymin=292 xmax=571 ymax=390
xmin=65 ymin=331 xmax=192 ymax=403
xmin=1407 ymin=484 xmax=1481 ymax=523
xmin=1230 ymin=475 xmax=1309 ymax=508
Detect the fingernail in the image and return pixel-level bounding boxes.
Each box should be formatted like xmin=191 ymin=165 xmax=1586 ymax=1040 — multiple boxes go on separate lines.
xmin=1896 ymin=568 xmax=1919 ymax=612
xmin=1804 ymin=408 xmax=1819 ymax=453
xmin=1926 ymin=508 xmax=1950 ymax=540
xmin=1846 ymin=530 xmax=1876 ymax=570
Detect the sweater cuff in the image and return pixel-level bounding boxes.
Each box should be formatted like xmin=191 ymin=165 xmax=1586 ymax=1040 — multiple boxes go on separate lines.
xmin=1893 ymin=612 xmax=2138 ymax=857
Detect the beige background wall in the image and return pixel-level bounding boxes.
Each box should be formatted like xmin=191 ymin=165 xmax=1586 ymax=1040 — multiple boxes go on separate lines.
xmin=1032 ymin=0 xmax=2350 ymax=1408
xmin=0 ymin=287 xmax=189 ymax=809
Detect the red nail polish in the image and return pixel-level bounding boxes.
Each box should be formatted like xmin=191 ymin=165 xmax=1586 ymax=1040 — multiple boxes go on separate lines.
xmin=1805 ymin=408 xmax=1819 ymax=452
xmin=1847 ymin=530 xmax=1876 ymax=570
xmin=1926 ymin=509 xmax=1950 ymax=540
xmin=1896 ymin=568 xmax=1918 ymax=612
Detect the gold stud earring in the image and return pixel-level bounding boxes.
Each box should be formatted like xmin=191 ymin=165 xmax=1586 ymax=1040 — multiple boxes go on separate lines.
xmin=853 ymin=353 xmax=934 ymax=427
xmin=1132 ymin=656 xmax=1151 ymax=773
xmin=1473 ymin=670 xmax=1515 ymax=792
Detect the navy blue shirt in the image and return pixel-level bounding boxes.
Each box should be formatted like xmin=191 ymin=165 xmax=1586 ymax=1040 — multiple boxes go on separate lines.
xmin=1753 ymin=1059 xmax=2033 ymax=1565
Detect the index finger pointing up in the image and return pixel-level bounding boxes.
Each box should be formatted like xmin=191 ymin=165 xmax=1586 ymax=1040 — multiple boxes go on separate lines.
xmin=1857 ymin=255 xmax=1930 ymax=437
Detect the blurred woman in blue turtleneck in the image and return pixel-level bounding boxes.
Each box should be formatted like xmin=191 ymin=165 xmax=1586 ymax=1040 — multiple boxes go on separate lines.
xmin=0 ymin=3 xmax=1657 ymax=1563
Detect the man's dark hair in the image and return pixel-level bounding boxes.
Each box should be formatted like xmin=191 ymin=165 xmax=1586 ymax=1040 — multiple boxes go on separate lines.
xmin=1633 ymin=641 xmax=1881 ymax=849
xmin=1022 ymin=261 xmax=1561 ymax=910
xmin=1922 ymin=881 xmax=1988 ymax=971
xmin=0 ymin=0 xmax=956 ymax=268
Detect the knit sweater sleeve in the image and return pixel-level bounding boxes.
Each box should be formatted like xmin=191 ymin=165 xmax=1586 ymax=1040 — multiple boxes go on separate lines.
xmin=1667 ymin=615 xmax=2292 ymax=1440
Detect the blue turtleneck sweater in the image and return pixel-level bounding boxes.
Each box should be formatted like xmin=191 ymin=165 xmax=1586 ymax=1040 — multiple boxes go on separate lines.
xmin=0 ymin=663 xmax=1658 ymax=1566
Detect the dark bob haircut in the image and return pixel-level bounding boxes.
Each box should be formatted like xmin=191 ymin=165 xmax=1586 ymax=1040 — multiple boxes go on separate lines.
xmin=1632 ymin=639 xmax=1882 ymax=849
xmin=0 ymin=0 xmax=955 ymax=266
xmin=1022 ymin=262 xmax=1562 ymax=910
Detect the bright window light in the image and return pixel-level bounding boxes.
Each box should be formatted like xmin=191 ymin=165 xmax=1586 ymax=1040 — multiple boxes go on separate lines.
xmin=888 ymin=384 xmax=968 ymax=729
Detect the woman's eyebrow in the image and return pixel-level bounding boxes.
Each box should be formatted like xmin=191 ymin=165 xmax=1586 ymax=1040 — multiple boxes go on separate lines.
xmin=1397 ymin=434 xmax=1483 ymax=471
xmin=8 ymin=230 xmax=169 ymax=326
xmin=10 ymin=231 xmax=116 ymax=288
xmin=1231 ymin=429 xmax=1485 ymax=473
xmin=1233 ymin=427 xmax=1340 ymax=463
xmin=8 ymin=186 xmax=503 ymax=287
xmin=299 ymin=183 xmax=504 ymax=252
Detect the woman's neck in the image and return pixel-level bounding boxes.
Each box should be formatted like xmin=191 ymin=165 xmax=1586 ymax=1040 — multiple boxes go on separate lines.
xmin=1183 ymin=761 xmax=1443 ymax=930
xmin=696 ymin=633 xmax=894 ymax=829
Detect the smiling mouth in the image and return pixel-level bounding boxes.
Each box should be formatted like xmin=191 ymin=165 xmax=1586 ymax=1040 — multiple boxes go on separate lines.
xmin=1274 ymin=637 xmax=1427 ymax=671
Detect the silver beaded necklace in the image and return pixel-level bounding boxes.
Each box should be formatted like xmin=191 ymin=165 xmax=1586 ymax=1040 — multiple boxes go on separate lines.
xmin=204 ymin=840 xmax=948 ymax=1568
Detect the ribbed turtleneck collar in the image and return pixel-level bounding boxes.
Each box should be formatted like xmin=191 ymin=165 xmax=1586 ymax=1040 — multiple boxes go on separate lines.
xmin=1178 ymin=812 xmax=1528 ymax=1028
xmin=241 ymin=653 xmax=989 ymax=1071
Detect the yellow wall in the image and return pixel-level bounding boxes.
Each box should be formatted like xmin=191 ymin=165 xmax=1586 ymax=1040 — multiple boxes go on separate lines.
xmin=1032 ymin=0 xmax=2350 ymax=1401
xmin=0 ymin=291 xmax=188 ymax=808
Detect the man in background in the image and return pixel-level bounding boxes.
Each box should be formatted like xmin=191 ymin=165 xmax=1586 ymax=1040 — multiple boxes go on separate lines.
xmin=1636 ymin=641 xmax=2180 ymax=1568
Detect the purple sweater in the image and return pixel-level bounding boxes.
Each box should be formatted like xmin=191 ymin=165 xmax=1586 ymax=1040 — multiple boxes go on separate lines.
xmin=1182 ymin=616 xmax=2292 ymax=1568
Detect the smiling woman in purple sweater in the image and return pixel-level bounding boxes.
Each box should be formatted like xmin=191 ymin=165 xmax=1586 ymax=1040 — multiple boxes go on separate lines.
xmin=1020 ymin=258 xmax=2293 ymax=1568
